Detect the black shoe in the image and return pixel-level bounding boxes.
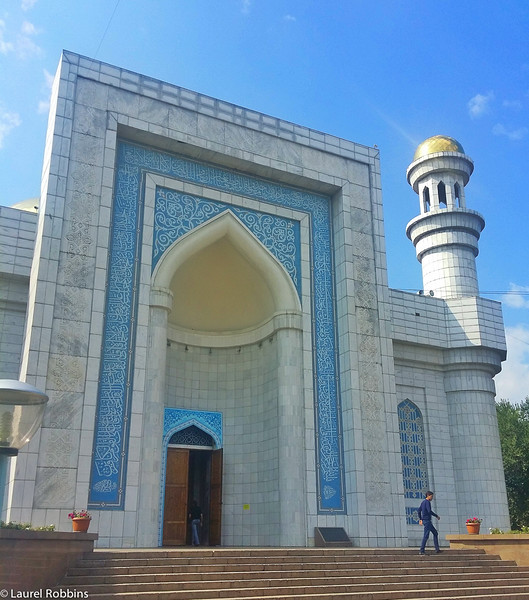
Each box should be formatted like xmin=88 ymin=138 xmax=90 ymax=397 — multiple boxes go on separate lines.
xmin=435 ymin=549 xmax=442 ymax=553
xmin=419 ymin=552 xmax=425 ymax=555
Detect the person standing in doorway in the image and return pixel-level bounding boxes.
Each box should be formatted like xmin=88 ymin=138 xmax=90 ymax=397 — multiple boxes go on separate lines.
xmin=189 ymin=500 xmax=203 ymax=546
xmin=418 ymin=490 xmax=441 ymax=555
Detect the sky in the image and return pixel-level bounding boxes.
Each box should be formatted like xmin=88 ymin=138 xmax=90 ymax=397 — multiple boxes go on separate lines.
xmin=0 ymin=0 xmax=528 ymax=403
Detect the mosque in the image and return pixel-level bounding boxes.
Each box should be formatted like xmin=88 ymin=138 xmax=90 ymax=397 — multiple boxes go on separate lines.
xmin=0 ymin=51 xmax=510 ymax=548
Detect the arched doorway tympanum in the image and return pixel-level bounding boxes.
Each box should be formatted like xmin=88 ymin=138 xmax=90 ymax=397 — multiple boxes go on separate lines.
xmin=163 ymin=426 xmax=223 ymax=546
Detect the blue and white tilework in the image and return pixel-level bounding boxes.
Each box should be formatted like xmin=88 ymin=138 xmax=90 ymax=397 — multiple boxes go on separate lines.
xmin=163 ymin=408 xmax=223 ymax=449
xmin=159 ymin=408 xmax=223 ymax=545
xmin=88 ymin=155 xmax=144 ymax=508
xmin=89 ymin=141 xmax=345 ymax=513
xmin=398 ymin=399 xmax=428 ymax=524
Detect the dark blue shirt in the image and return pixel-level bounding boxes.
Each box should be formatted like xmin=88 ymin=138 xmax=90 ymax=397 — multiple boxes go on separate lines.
xmin=418 ymin=498 xmax=438 ymax=521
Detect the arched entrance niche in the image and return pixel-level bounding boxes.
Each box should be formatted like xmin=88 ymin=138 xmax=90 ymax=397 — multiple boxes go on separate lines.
xmin=152 ymin=211 xmax=307 ymax=547
xmin=160 ymin=409 xmax=223 ymax=547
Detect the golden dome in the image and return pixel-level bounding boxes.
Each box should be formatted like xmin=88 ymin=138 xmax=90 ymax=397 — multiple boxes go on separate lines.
xmin=413 ymin=135 xmax=465 ymax=161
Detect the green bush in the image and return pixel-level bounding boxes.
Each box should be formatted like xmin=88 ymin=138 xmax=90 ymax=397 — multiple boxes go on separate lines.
xmin=489 ymin=526 xmax=529 ymax=534
xmin=0 ymin=520 xmax=55 ymax=531
xmin=489 ymin=527 xmax=505 ymax=534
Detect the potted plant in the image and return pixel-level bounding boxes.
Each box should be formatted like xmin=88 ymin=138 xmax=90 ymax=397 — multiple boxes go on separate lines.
xmin=68 ymin=509 xmax=92 ymax=532
xmin=466 ymin=517 xmax=482 ymax=534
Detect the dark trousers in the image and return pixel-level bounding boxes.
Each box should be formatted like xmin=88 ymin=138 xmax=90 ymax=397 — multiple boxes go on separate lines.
xmin=420 ymin=519 xmax=439 ymax=552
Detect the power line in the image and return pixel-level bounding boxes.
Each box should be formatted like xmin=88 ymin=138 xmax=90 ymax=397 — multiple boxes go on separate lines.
xmin=94 ymin=0 xmax=121 ymax=59
xmin=399 ymin=289 xmax=529 ymax=296
xmin=507 ymin=333 xmax=529 ymax=348
xmin=481 ymin=291 xmax=529 ymax=296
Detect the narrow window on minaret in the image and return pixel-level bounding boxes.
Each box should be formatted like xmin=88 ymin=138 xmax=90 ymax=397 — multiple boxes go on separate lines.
xmin=423 ymin=187 xmax=430 ymax=213
xmin=438 ymin=181 xmax=447 ymax=208
xmin=454 ymin=182 xmax=461 ymax=207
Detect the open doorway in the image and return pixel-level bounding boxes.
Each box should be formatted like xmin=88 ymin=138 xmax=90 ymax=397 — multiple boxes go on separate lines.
xmin=162 ymin=441 xmax=222 ymax=546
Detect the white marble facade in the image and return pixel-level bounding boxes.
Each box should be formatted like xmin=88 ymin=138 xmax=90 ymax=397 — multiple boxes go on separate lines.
xmin=0 ymin=51 xmax=509 ymax=548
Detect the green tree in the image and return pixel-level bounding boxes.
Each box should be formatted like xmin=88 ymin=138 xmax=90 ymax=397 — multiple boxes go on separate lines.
xmin=496 ymin=398 xmax=529 ymax=529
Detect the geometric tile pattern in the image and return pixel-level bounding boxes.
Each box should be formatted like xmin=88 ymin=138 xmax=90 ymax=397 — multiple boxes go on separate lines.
xmin=154 ymin=188 xmax=301 ymax=295
xmin=158 ymin=408 xmax=222 ymax=544
xmin=89 ymin=141 xmax=345 ymax=512
xmin=398 ymin=399 xmax=429 ymax=524
xmin=163 ymin=408 xmax=222 ymax=448
xmin=169 ymin=425 xmax=214 ymax=447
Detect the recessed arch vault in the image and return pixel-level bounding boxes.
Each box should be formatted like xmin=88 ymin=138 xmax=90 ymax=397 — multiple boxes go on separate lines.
xmin=152 ymin=211 xmax=301 ymax=335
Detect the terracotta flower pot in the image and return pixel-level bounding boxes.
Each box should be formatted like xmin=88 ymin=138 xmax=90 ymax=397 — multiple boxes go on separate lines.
xmin=71 ymin=518 xmax=91 ymax=532
xmin=466 ymin=522 xmax=480 ymax=534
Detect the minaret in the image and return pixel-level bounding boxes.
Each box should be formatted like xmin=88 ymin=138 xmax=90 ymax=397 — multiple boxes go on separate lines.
xmin=405 ymin=136 xmax=510 ymax=533
xmin=406 ymin=135 xmax=484 ymax=298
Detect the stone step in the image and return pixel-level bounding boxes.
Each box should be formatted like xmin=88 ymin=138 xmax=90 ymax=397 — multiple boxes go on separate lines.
xmin=70 ymin=553 xmax=510 ymax=571
xmin=55 ymin=547 xmax=529 ymax=600
xmin=58 ymin=575 xmax=529 ymax=597
xmin=85 ymin=548 xmax=488 ymax=562
xmin=93 ymin=546 xmax=428 ymax=560
xmin=63 ymin=565 xmax=529 ymax=585
xmin=65 ymin=559 xmax=518 ymax=578
xmin=63 ymin=568 xmax=529 ymax=587
xmin=87 ymin=547 xmax=486 ymax=559
xmin=62 ymin=583 xmax=529 ymax=600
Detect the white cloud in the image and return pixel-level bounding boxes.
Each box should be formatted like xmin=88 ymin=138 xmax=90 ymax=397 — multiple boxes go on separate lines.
xmin=16 ymin=34 xmax=41 ymax=58
xmin=21 ymin=20 xmax=37 ymax=36
xmin=21 ymin=0 xmax=38 ymax=10
xmin=503 ymin=99 xmax=523 ymax=111
xmin=38 ymin=69 xmax=55 ymax=115
xmin=502 ymin=284 xmax=529 ymax=309
xmin=284 ymin=14 xmax=296 ymax=22
xmin=37 ymin=100 xmax=49 ymax=114
xmin=492 ymin=123 xmax=529 ymax=141
xmin=468 ymin=91 xmax=494 ymax=119
xmin=241 ymin=0 xmax=251 ymax=14
xmin=43 ymin=68 xmax=54 ymax=88
xmin=495 ymin=325 xmax=529 ymax=404
xmin=0 ymin=18 xmax=41 ymax=58
xmin=15 ymin=20 xmax=41 ymax=58
xmin=0 ymin=109 xmax=22 ymax=149
xmin=0 ymin=19 xmax=14 ymax=54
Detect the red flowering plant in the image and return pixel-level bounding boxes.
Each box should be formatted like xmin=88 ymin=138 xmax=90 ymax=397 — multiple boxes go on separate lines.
xmin=68 ymin=509 xmax=91 ymax=520
xmin=466 ymin=517 xmax=482 ymax=524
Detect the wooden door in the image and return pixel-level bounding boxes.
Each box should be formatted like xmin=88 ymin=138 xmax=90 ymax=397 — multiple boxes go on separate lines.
xmin=209 ymin=448 xmax=223 ymax=546
xmin=163 ymin=448 xmax=189 ymax=545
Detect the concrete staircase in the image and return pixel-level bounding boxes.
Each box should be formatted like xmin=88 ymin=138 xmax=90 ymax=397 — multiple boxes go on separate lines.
xmin=56 ymin=547 xmax=529 ymax=599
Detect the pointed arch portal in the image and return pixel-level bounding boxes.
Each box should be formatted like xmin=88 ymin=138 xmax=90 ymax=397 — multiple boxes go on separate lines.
xmin=153 ymin=210 xmax=301 ymax=335
xmin=160 ymin=409 xmax=222 ymax=546
xmin=88 ymin=140 xmax=346 ymax=516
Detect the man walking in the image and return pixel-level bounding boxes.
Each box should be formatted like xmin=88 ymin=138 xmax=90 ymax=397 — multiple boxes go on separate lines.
xmin=188 ymin=499 xmax=203 ymax=546
xmin=418 ymin=490 xmax=441 ymax=555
